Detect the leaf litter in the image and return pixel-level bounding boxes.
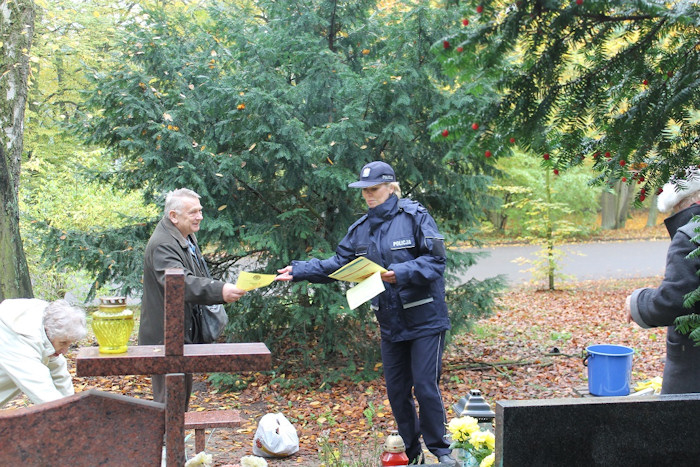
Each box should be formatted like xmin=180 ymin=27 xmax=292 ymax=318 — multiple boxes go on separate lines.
xmin=4 ymin=277 xmax=668 ymax=465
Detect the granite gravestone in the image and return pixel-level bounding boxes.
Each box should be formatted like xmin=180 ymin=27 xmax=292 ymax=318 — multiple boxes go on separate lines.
xmin=496 ymin=393 xmax=700 ymax=466
xmin=0 ymin=389 xmax=165 ymax=465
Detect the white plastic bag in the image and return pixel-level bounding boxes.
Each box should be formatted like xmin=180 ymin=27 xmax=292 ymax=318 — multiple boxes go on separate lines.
xmin=252 ymin=413 xmax=300 ymax=457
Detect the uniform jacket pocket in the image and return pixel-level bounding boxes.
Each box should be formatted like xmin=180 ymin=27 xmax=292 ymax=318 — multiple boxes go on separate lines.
xmin=398 ymin=286 xmax=434 ymax=310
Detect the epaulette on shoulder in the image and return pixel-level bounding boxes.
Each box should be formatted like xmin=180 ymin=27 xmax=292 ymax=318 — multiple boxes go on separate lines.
xmin=398 ymin=198 xmax=425 ymax=215
xmin=348 ymin=214 xmax=368 ymax=232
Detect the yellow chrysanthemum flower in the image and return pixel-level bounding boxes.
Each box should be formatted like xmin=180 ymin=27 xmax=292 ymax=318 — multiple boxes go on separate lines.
xmin=469 ymin=430 xmax=492 ymax=450
xmin=447 ymin=416 xmax=480 ymax=442
xmin=485 ymin=431 xmax=495 ymax=450
xmin=480 ymin=453 xmax=495 ymax=467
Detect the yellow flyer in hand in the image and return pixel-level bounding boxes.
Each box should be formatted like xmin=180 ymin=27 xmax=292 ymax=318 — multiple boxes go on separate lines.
xmin=235 ymin=271 xmax=276 ymax=291
xmin=329 ymin=257 xmax=387 ymax=283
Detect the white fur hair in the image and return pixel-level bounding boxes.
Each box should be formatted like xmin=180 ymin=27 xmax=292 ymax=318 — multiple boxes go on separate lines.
xmin=657 ymin=168 xmax=700 ymax=213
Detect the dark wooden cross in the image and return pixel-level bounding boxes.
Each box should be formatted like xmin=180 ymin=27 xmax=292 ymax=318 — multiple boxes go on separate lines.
xmin=76 ymin=269 xmax=271 ymax=466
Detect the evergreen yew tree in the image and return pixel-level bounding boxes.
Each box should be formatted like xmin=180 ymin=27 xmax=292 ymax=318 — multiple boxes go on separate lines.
xmin=436 ymin=0 xmax=700 ymax=339
xmin=42 ymin=0 xmax=503 ymax=380
xmin=435 ymin=0 xmax=700 ymax=196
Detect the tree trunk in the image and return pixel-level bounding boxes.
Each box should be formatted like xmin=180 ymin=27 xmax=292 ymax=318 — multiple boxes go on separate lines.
xmin=616 ymin=182 xmax=634 ymax=228
xmin=646 ymin=192 xmax=660 ymax=227
xmin=545 ymin=170 xmax=555 ymax=290
xmin=0 ymin=0 xmax=36 ymax=300
xmin=600 ymin=182 xmax=634 ymax=230
xmin=600 ymin=190 xmax=617 ymax=230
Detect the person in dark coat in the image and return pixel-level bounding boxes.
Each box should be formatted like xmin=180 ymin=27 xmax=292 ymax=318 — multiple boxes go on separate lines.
xmin=139 ymin=188 xmax=246 ymax=407
xmin=276 ymin=161 xmax=455 ymax=465
xmin=625 ymin=169 xmax=700 ymax=394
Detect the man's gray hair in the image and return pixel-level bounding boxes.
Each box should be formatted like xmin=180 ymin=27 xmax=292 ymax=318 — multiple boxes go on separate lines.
xmin=164 ymin=188 xmax=201 ymax=215
xmin=43 ymin=299 xmax=87 ymax=343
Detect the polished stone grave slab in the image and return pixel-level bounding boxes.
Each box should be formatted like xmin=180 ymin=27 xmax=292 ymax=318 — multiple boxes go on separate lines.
xmin=496 ymin=393 xmax=700 ymax=467
xmin=0 ymin=389 xmax=165 ymax=466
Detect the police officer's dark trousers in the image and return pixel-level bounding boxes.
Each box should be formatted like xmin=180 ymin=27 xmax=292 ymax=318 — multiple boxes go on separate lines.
xmin=381 ymin=330 xmax=451 ymax=460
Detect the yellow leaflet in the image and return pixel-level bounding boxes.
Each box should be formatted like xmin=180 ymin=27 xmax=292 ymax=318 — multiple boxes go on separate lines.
xmin=235 ymin=271 xmax=276 ymax=291
xmin=329 ymin=256 xmax=386 ymax=282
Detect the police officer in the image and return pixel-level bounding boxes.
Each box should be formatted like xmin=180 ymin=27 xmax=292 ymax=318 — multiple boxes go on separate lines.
xmin=276 ymin=161 xmax=455 ymax=465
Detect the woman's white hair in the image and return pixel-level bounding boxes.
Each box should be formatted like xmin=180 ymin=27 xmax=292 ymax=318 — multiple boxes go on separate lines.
xmin=164 ymin=188 xmax=201 ymax=215
xmin=43 ymin=299 xmax=87 ymax=343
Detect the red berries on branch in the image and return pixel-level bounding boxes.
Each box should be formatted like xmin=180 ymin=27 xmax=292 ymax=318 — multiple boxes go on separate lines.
xmin=471 ymin=122 xmax=479 ymax=130
xmin=639 ymin=188 xmax=647 ymax=202
xmin=441 ymin=129 xmax=449 ymax=137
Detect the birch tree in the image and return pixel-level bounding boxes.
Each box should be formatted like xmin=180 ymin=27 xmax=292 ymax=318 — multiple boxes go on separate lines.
xmin=0 ymin=0 xmax=35 ymax=299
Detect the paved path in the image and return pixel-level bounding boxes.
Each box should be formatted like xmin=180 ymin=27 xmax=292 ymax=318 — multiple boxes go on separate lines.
xmin=455 ymin=239 xmax=670 ymax=286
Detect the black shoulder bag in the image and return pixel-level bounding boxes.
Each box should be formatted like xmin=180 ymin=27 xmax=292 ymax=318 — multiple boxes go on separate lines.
xmin=188 ymin=238 xmax=229 ymax=343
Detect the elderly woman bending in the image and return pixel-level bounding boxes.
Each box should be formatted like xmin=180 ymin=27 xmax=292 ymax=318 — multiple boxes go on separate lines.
xmin=0 ymin=298 xmax=87 ymax=407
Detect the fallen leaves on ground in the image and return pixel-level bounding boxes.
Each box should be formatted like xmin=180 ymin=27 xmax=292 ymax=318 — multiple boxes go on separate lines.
xmin=5 ymin=277 xmax=668 ymax=466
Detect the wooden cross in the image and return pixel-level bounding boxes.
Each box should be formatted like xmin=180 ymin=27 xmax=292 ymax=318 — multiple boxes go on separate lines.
xmin=76 ymin=269 xmax=271 ymax=466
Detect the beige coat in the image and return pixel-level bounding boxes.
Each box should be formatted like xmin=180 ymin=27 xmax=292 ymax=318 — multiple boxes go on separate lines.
xmin=0 ymin=299 xmax=73 ymax=407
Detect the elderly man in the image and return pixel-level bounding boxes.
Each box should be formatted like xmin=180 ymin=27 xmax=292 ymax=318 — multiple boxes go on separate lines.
xmin=139 ymin=188 xmax=246 ymax=406
xmin=0 ymin=298 xmax=87 ymax=407
xmin=625 ymin=168 xmax=700 ymax=394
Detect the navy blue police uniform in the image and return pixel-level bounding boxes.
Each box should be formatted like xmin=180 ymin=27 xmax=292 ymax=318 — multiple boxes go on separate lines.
xmin=291 ymin=193 xmax=452 ymax=461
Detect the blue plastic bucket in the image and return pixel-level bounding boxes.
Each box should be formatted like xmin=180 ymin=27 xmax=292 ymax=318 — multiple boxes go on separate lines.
xmin=584 ymin=344 xmax=634 ymax=396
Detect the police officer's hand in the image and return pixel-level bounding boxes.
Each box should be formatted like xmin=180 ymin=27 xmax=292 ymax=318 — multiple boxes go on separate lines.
xmin=381 ymin=270 xmax=396 ymax=284
xmin=275 ymin=265 xmax=293 ymax=281
xmin=222 ymin=283 xmax=246 ymax=302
